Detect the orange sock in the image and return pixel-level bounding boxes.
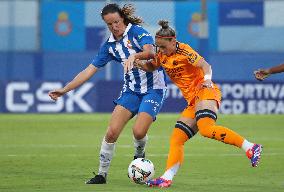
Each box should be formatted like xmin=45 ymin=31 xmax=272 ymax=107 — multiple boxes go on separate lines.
xmin=166 ymin=128 xmax=189 ymax=170
xmin=197 ymin=117 xmax=244 ymax=148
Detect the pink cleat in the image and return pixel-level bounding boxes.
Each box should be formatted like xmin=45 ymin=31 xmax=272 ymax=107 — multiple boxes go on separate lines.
xmin=146 ymin=177 xmax=172 ymax=188
xmin=246 ymin=144 xmax=263 ymax=167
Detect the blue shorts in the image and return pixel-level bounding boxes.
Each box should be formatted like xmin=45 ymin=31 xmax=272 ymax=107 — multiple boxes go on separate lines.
xmin=114 ymin=88 xmax=167 ymax=120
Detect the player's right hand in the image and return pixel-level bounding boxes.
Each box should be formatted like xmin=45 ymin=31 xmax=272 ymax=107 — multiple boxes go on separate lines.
xmin=48 ymin=88 xmax=66 ymax=101
xmin=254 ymin=69 xmax=270 ymax=81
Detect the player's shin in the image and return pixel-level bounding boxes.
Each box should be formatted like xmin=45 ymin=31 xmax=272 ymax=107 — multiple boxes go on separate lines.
xmin=162 ymin=122 xmax=196 ymax=181
xmin=133 ymin=134 xmax=148 ymax=158
xmin=98 ymin=137 xmax=116 ymax=178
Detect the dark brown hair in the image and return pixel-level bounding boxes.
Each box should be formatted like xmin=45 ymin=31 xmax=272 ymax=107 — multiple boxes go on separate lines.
xmin=156 ymin=20 xmax=176 ymax=40
xmin=101 ymin=3 xmax=143 ymax=25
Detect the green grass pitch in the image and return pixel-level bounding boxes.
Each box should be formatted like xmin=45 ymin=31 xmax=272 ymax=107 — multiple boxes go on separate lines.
xmin=0 ymin=114 xmax=283 ymax=192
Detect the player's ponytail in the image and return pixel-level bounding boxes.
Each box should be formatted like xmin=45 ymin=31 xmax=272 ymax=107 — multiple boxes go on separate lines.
xmin=156 ymin=20 xmax=176 ymax=40
xmin=101 ymin=3 xmax=143 ymax=25
xmin=121 ymin=4 xmax=143 ymax=25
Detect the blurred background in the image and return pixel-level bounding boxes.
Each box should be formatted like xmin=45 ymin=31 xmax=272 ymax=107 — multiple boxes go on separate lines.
xmin=1 ymin=0 xmax=284 ymax=114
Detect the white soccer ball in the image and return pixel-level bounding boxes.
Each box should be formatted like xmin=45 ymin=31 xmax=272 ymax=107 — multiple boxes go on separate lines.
xmin=128 ymin=158 xmax=155 ymax=184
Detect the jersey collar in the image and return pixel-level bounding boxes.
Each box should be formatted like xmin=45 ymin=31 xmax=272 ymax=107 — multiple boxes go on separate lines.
xmin=108 ymin=23 xmax=133 ymax=42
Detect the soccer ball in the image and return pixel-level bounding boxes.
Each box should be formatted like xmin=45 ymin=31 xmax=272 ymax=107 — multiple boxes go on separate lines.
xmin=128 ymin=158 xmax=155 ymax=184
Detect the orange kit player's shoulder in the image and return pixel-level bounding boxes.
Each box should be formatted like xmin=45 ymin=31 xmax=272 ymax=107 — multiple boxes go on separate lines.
xmin=176 ymin=42 xmax=203 ymax=66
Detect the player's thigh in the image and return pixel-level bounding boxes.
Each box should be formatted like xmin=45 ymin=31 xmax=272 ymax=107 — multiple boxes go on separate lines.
xmin=195 ymin=87 xmax=221 ymax=112
xmin=195 ymin=99 xmax=218 ymax=113
xmin=106 ymin=105 xmax=133 ymax=142
xmin=132 ymin=89 xmax=166 ymax=139
xmin=114 ymin=88 xmax=141 ymax=116
xmin=138 ymin=89 xmax=166 ymax=121
xmin=132 ymin=112 xmax=153 ymax=139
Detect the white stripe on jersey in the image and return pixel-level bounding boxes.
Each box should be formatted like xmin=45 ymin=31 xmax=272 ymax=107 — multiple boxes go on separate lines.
xmin=133 ymin=37 xmax=142 ymax=50
xmin=106 ymin=24 xmax=166 ymax=93
xmin=109 ymin=46 xmax=116 ymax=61
xmin=153 ymin=70 xmax=166 ymax=90
xmin=115 ymin=42 xmax=127 ymax=63
xmin=128 ymin=70 xmax=136 ymax=91
xmin=139 ymin=70 xmax=148 ymax=94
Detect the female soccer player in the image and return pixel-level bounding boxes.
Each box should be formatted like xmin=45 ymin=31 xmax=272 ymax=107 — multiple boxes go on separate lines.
xmin=132 ymin=20 xmax=263 ymax=188
xmin=254 ymin=63 xmax=284 ymax=81
xmin=49 ymin=4 xmax=167 ymax=184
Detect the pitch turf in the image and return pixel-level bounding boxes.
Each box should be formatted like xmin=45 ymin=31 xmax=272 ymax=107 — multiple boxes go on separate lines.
xmin=0 ymin=114 xmax=283 ymax=192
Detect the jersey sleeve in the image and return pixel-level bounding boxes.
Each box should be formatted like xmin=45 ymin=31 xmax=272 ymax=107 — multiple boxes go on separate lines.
xmin=133 ymin=25 xmax=154 ymax=47
xmin=184 ymin=46 xmax=203 ymax=66
xmin=91 ymin=42 xmax=113 ymax=68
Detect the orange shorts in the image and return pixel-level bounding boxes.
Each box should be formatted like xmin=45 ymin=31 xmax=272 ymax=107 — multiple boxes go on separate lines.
xmin=181 ymin=86 xmax=222 ymax=119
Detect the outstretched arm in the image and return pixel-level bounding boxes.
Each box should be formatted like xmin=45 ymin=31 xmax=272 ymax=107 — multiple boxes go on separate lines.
xmin=254 ymin=63 xmax=284 ymax=81
xmin=49 ymin=64 xmax=98 ymax=101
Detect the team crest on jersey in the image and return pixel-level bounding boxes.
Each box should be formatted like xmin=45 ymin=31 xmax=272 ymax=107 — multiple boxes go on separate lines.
xmin=126 ymin=40 xmax=132 ymax=49
xmin=187 ymin=53 xmax=198 ymax=64
xmin=173 ymin=60 xmax=178 ymax=66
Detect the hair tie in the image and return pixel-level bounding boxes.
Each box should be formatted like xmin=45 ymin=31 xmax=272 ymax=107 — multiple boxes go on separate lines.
xmin=155 ymin=35 xmax=176 ymax=39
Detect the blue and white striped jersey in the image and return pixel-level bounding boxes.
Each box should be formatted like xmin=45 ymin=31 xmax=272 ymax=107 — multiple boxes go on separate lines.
xmin=91 ymin=23 xmax=166 ymax=94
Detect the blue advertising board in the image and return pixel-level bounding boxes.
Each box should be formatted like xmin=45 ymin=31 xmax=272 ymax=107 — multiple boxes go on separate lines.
xmin=219 ymin=1 xmax=263 ymax=26
xmin=41 ymin=1 xmax=85 ymax=51
xmin=175 ymin=1 xmax=218 ymax=52
xmin=1 ymin=81 xmax=284 ymax=114
xmin=0 ymin=81 xmax=96 ymax=113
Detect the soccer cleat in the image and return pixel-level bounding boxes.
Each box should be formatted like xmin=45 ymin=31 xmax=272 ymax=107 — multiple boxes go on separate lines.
xmin=133 ymin=152 xmax=145 ymax=160
xmin=246 ymin=144 xmax=263 ymax=167
xmin=146 ymin=177 xmax=172 ymax=188
xmin=85 ymin=173 xmax=106 ymax=184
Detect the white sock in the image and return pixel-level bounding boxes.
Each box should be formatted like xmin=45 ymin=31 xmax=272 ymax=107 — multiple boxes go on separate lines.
xmin=133 ymin=135 xmax=148 ymax=157
xmin=98 ymin=137 xmax=115 ymax=177
xmin=161 ymin=163 xmax=180 ymax=181
xmin=241 ymin=139 xmax=254 ymax=152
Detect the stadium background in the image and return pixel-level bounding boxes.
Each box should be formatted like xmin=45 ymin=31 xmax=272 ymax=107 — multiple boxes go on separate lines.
xmin=0 ymin=0 xmax=284 ymax=114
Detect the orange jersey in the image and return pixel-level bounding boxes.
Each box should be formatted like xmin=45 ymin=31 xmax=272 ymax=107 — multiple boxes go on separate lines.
xmin=153 ymin=42 xmax=206 ymax=103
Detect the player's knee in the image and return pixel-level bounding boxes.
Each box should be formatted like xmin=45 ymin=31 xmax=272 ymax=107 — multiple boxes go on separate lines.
xmin=105 ymin=126 xmax=119 ymax=142
xmin=170 ymin=121 xmax=196 ymax=145
xmin=133 ymin=129 xmax=147 ymax=140
xmin=196 ymin=109 xmax=217 ymax=136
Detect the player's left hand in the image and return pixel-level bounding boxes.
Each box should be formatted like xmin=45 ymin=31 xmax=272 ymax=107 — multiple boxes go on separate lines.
xmin=201 ymin=79 xmax=213 ymax=88
xmin=124 ymin=54 xmax=136 ymax=73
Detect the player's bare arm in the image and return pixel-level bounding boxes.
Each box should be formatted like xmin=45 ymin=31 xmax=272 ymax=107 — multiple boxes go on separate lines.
xmin=254 ymin=63 xmax=284 ymax=81
xmin=124 ymin=44 xmax=155 ymax=73
xmin=133 ymin=59 xmax=158 ymax=72
xmin=49 ymin=64 xmax=98 ymax=101
xmin=196 ymin=59 xmax=213 ymax=88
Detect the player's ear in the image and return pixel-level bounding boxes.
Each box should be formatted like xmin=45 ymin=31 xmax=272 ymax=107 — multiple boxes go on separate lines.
xmin=171 ymin=38 xmax=176 ymax=47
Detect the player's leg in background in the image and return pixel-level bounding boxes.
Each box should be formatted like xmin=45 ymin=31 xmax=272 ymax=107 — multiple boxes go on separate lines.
xmin=195 ymin=99 xmax=262 ymax=167
xmin=133 ymin=89 xmax=166 ymax=159
xmin=132 ymin=112 xmax=152 ymax=159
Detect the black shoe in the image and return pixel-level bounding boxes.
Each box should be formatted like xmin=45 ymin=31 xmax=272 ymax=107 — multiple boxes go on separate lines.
xmin=133 ymin=152 xmax=145 ymax=160
xmin=85 ymin=173 xmax=106 ymax=184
